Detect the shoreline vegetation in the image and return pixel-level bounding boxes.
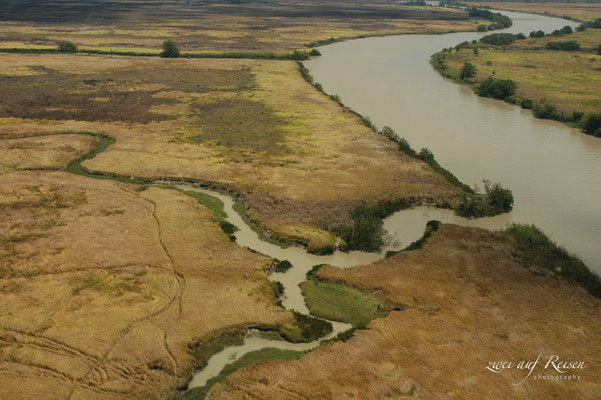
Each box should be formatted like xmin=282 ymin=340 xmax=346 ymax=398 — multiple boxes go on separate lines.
xmin=298 ymin=62 xmax=514 ymax=250
xmin=431 ymin=18 xmax=601 ymax=138
xmin=2 ymin=4 xmax=600 ymax=398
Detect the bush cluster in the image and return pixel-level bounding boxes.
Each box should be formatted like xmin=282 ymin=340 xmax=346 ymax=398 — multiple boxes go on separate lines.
xmin=532 ymin=102 xmax=560 ymax=120
xmin=480 ymin=33 xmax=525 ymax=45
xmin=468 ymin=8 xmax=512 ymax=29
xmin=455 ymin=180 xmax=513 ymax=218
xmin=476 ymin=77 xmax=517 ymax=100
xmin=460 ymin=61 xmax=477 ymax=80
xmin=545 ymin=40 xmax=581 ymax=51
xmin=160 ymin=39 xmax=180 ymax=58
xmin=582 ymin=113 xmax=601 ymax=137
xmin=551 ymin=25 xmax=574 ymax=37
xmin=338 ymin=203 xmax=386 ymax=252
xmin=58 ymin=41 xmax=77 ymax=53
xmin=529 ymin=30 xmax=545 ymax=38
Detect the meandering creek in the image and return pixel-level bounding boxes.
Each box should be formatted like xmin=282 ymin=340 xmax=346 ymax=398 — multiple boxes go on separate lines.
xmin=55 ymin=8 xmax=592 ymax=393
xmin=184 ymin=9 xmax=597 ymax=392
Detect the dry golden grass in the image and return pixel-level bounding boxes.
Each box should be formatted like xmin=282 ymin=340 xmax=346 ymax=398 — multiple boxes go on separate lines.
xmin=0 ymin=171 xmax=293 ymax=399
xmin=208 ymin=224 xmax=601 ymax=399
xmin=0 ymin=134 xmax=96 ymax=174
xmin=443 ymin=30 xmax=601 ymax=115
xmin=0 ymin=54 xmax=461 ymax=251
xmin=0 ymin=2 xmax=480 ymax=53
xmin=478 ymin=2 xmax=601 ymax=22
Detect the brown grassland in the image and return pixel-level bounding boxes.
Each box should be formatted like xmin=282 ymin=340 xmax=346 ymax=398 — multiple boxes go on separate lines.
xmin=207 ymin=224 xmax=601 ymax=399
xmin=0 ymin=169 xmax=295 ymax=399
xmin=440 ymin=28 xmax=601 ymax=116
xmin=476 ymin=2 xmax=601 ymax=22
xmin=0 ymin=54 xmax=462 ymax=252
xmin=0 ymin=133 xmax=96 ymax=174
xmin=0 ymin=1 xmax=480 ymax=54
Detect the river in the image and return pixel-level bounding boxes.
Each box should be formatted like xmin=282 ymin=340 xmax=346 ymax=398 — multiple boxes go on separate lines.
xmin=304 ymin=10 xmax=601 ymax=274
xmin=187 ymin=8 xmax=597 ymax=392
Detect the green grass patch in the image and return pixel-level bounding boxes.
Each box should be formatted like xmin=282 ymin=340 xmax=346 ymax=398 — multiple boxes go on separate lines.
xmin=505 ymin=224 xmax=601 ymax=299
xmin=300 ymin=280 xmax=389 ymax=328
xmin=180 ymin=190 xmax=227 ymax=222
xmin=279 ymin=311 xmax=332 ymax=343
xmin=180 ymin=348 xmax=305 ymax=400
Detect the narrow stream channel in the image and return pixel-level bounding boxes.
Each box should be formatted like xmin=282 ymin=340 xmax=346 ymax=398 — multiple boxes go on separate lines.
xmin=184 ymin=8 xmax=595 ymax=391
xmin=40 ymin=7 xmax=591 ymax=393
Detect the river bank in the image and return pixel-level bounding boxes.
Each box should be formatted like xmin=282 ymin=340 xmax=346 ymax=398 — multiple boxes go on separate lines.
xmin=305 ymin=10 xmax=601 ymax=274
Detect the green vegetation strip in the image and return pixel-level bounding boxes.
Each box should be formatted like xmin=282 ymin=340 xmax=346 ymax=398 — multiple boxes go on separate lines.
xmin=0 ymin=47 xmax=314 ymax=60
xmin=180 ymin=348 xmax=306 ymax=400
xmin=386 ymin=220 xmax=441 ymax=258
xmin=505 ymin=224 xmax=601 ymax=299
xmin=300 ymin=280 xmax=389 ymax=328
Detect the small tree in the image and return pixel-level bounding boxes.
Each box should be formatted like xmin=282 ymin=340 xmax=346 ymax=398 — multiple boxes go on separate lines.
xmin=460 ymin=61 xmax=477 ymax=80
xmin=58 ymin=41 xmax=78 ymax=53
xmin=160 ymin=40 xmax=180 ymax=58
xmin=418 ymin=148 xmax=435 ymax=164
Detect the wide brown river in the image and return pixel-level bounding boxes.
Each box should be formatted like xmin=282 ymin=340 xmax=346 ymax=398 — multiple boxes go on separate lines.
xmin=186 ymin=9 xmax=599 ymax=392
xmin=305 ymin=11 xmax=601 ymax=274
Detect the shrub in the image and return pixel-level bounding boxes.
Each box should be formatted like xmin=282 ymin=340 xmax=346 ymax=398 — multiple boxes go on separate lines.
xmin=478 ymin=24 xmax=488 ymax=32
xmin=298 ymin=62 xmax=314 ymax=84
xmin=338 ymin=203 xmax=385 ymax=252
xmin=272 ymin=259 xmax=293 ymax=273
xmin=582 ymin=113 xmax=601 ymax=137
xmin=520 ymin=99 xmax=533 ymax=109
xmin=530 ymin=30 xmax=545 ymax=38
xmin=460 ymin=61 xmax=477 ymax=80
xmin=57 ymin=41 xmax=77 ymax=53
xmin=532 ymin=102 xmax=560 ymax=120
xmin=480 ymin=33 xmax=521 ymax=45
xmin=397 ymin=137 xmax=416 ymax=156
xmin=219 ymin=221 xmax=237 ymax=235
xmin=551 ymin=25 xmax=574 ymax=36
xmin=572 ymin=111 xmax=584 ymax=122
xmin=418 ymin=148 xmax=435 ymax=164
xmin=292 ymin=50 xmax=309 ymax=60
xmin=597 ymin=44 xmax=601 ymax=56
xmin=468 ymin=8 xmax=512 ymax=29
xmin=545 ymin=41 xmax=581 ymax=51
xmin=455 ymin=180 xmax=513 ymax=218
xmin=476 ymin=77 xmax=517 ymax=100
xmin=281 ymin=311 xmax=332 ymax=342
xmin=160 ymin=40 xmax=180 ymax=58
xmin=309 ymin=48 xmax=321 ymax=56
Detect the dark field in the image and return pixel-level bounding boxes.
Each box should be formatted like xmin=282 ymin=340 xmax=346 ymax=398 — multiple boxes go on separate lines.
xmin=0 ymin=1 xmax=477 ymax=52
xmin=1 ymin=1 xmax=469 ymax=24
xmin=0 ymin=66 xmax=255 ymax=123
xmin=189 ymin=98 xmax=288 ymax=155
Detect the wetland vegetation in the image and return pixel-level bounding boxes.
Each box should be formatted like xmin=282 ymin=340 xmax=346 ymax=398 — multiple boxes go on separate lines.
xmin=432 ymin=23 xmax=601 ymax=137
xmin=1 ymin=2 xmax=601 ymax=399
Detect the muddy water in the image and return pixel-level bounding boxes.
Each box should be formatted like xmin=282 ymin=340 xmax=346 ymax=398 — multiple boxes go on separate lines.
xmin=187 ymin=9 xmax=599 ymax=391
xmin=305 ymin=11 xmax=601 ymax=273
xmin=182 ymin=186 xmax=492 ymax=388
